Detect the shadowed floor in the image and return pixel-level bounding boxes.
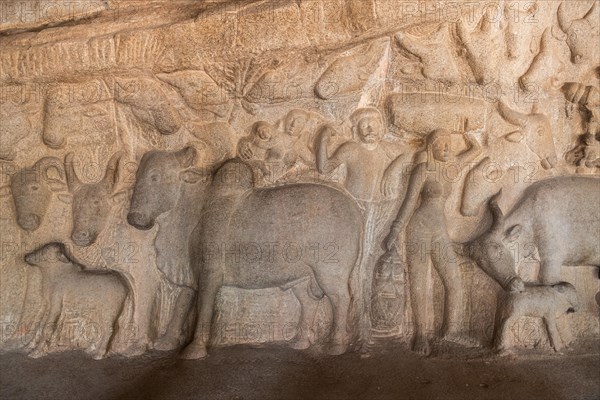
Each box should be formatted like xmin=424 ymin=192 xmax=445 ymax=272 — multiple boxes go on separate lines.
xmin=1 ymin=341 xmax=599 ymax=400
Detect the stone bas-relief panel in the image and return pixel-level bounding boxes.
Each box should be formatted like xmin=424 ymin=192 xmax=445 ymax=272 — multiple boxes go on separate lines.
xmin=0 ymin=0 xmax=598 ymax=360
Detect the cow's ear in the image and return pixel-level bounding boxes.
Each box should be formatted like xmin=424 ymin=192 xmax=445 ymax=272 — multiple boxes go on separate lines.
xmin=180 ymin=168 xmax=206 ymax=184
xmin=504 ymin=131 xmax=524 ymax=143
xmin=0 ymin=185 xmax=11 ymax=197
xmin=109 ymin=190 xmax=129 ymax=207
xmin=57 ymin=194 xmax=73 ymax=204
xmin=48 ymin=180 xmax=68 ymax=192
xmin=504 ymin=224 xmax=522 ymax=243
xmin=175 ymin=147 xmax=197 ymax=168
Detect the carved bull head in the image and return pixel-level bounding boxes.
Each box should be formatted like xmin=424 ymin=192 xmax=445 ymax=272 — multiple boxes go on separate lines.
xmin=519 ymin=28 xmax=566 ymax=91
xmin=556 ymin=1 xmax=600 ymax=64
xmin=465 ymin=192 xmax=525 ymax=292
xmin=65 ymin=151 xmax=127 ymax=246
xmin=497 ymin=101 xmax=558 ymax=169
xmin=5 ymin=157 xmax=69 ymax=231
xmin=127 ymin=147 xmax=207 ymax=230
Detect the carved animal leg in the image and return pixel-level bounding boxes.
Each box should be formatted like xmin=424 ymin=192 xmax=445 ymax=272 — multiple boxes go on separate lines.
xmin=495 ymin=316 xmax=517 ymax=353
xmin=406 ymin=249 xmax=432 ymax=356
xmin=290 ymin=278 xmax=319 ymax=350
xmin=29 ymin=298 xmax=62 ymax=358
xmin=124 ymin=273 xmax=159 ymax=355
xmin=89 ymin=325 xmax=112 ymax=360
xmin=154 ymin=287 xmax=196 ymax=351
xmin=180 ymin=273 xmax=222 ymax=360
xmin=544 ymin=315 xmax=564 ymax=352
xmin=324 ymin=288 xmax=351 ymax=356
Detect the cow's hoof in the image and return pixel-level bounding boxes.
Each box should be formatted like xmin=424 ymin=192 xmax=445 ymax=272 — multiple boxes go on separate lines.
xmin=153 ymin=335 xmax=181 ymax=352
xmin=290 ymin=337 xmax=311 ymax=350
xmin=179 ymin=343 xmax=207 ymax=360
xmin=28 ymin=349 xmax=46 ymax=359
xmin=327 ymin=343 xmax=347 ymax=356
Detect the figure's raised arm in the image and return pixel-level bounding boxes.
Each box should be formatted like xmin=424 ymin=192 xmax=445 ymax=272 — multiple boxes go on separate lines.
xmin=456 ymin=132 xmax=482 ymax=165
xmin=315 ymin=125 xmax=344 ymax=174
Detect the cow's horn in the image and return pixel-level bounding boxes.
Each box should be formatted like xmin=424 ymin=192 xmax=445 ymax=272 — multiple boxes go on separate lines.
xmin=584 ymin=1 xmax=599 ymax=23
xmin=489 ymin=190 xmax=504 ymax=232
xmin=556 ymin=2 xmax=571 ymax=33
xmin=103 ymin=151 xmax=124 ymax=189
xmin=64 ymin=153 xmax=81 ymax=192
xmin=498 ymin=101 xmax=528 ymax=126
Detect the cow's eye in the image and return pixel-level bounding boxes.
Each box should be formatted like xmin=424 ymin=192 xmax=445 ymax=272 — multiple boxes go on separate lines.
xmin=31 ymin=185 xmax=38 ymax=191
xmin=151 ymin=174 xmax=160 ymax=182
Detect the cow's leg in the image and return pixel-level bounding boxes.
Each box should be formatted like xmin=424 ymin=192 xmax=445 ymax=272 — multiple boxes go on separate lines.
xmin=29 ymin=296 xmax=62 ymax=358
xmin=544 ymin=315 xmax=564 ymax=352
xmin=154 ymin=286 xmax=196 ymax=351
xmin=494 ymin=315 xmax=516 ymax=354
xmin=121 ymin=272 xmax=156 ymax=355
xmin=290 ymin=277 xmax=319 ymax=350
xmin=180 ymin=272 xmax=222 ymax=360
xmin=317 ymin=271 xmax=351 ymax=355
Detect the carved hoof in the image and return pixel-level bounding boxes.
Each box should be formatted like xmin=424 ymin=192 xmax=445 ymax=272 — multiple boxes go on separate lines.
xmin=290 ymin=337 xmax=311 ymax=350
xmin=327 ymin=342 xmax=348 ymax=356
xmin=28 ymin=348 xmax=46 ymax=359
xmin=153 ymin=335 xmax=182 ymax=352
xmin=179 ymin=343 xmax=208 ymax=360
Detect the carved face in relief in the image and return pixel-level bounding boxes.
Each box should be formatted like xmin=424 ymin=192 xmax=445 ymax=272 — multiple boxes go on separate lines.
xmin=355 ymin=115 xmax=383 ymax=145
xmin=253 ymin=121 xmax=276 ymax=142
xmin=284 ymin=111 xmax=308 ymax=137
xmin=431 ymin=134 xmax=451 ymax=162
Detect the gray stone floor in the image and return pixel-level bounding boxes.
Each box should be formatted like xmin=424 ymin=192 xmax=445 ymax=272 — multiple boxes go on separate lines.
xmin=1 ymin=341 xmax=599 ymax=400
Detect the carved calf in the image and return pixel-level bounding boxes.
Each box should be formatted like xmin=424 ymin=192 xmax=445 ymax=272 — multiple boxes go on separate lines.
xmin=494 ymin=282 xmax=579 ymax=353
xmin=24 ymin=243 xmax=128 ymax=359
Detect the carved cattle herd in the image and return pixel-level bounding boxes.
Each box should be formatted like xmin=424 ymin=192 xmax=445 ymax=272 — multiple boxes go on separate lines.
xmin=0 ymin=0 xmax=598 ymax=360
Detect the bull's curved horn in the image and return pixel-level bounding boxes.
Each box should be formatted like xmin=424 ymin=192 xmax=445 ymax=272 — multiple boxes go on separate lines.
xmin=489 ymin=190 xmax=504 ymax=232
xmin=556 ymin=2 xmax=571 ymax=33
xmin=35 ymin=157 xmax=66 ymax=184
xmin=103 ymin=151 xmax=124 ymax=190
xmin=64 ymin=153 xmax=81 ymax=192
xmin=584 ymin=1 xmax=599 ymax=24
xmin=498 ymin=101 xmax=528 ymax=126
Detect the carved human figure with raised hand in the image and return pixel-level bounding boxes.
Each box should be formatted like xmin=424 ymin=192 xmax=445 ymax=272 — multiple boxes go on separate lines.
xmin=382 ymin=129 xmax=481 ymax=356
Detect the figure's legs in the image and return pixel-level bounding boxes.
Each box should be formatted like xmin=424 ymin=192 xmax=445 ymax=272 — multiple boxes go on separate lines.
xmin=406 ymin=241 xmax=432 ymax=356
xmin=154 ymin=286 xmax=196 ymax=351
xmin=431 ymin=238 xmax=464 ymax=340
xmin=544 ymin=316 xmax=564 ymax=352
xmin=180 ymin=271 xmax=222 ymax=360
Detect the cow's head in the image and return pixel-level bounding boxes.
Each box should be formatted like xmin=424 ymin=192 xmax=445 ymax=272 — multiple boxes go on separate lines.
xmin=519 ymin=28 xmax=566 ymax=91
xmin=127 ymin=147 xmax=207 ymax=230
xmin=465 ymin=192 xmax=525 ymax=292
xmin=497 ymin=101 xmax=558 ymax=170
xmin=65 ymin=151 xmax=127 ymax=247
xmin=556 ymin=1 xmax=599 ymax=65
xmin=6 ymin=157 xmax=69 ymax=231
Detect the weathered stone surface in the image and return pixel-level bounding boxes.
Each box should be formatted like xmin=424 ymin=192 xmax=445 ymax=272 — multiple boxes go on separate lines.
xmin=0 ymin=0 xmax=598 ymax=375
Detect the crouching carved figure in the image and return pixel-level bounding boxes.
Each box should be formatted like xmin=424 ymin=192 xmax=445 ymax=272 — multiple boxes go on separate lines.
xmin=494 ymin=282 xmax=579 ymax=353
xmin=127 ymin=148 xmax=364 ymax=359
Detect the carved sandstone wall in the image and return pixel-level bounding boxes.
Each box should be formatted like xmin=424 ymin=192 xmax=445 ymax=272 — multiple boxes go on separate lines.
xmin=0 ymin=0 xmax=598 ymax=359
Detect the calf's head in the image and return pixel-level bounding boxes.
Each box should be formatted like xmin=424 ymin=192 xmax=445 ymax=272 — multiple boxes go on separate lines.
xmin=127 ymin=147 xmax=206 ymax=230
xmin=65 ymin=152 xmax=126 ymax=246
xmin=556 ymin=1 xmax=599 ymax=65
xmin=25 ymin=242 xmax=71 ymax=268
xmin=553 ymin=282 xmax=579 ymax=314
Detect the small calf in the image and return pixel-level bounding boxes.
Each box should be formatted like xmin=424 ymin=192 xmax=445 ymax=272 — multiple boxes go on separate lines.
xmin=25 ymin=243 xmax=128 ymax=359
xmin=494 ymin=282 xmax=579 ymax=353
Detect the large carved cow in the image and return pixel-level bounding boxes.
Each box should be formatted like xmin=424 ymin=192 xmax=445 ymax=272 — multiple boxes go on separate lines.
xmin=127 ymin=148 xmax=363 ymax=359
xmin=465 ymin=176 xmax=600 ymax=292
